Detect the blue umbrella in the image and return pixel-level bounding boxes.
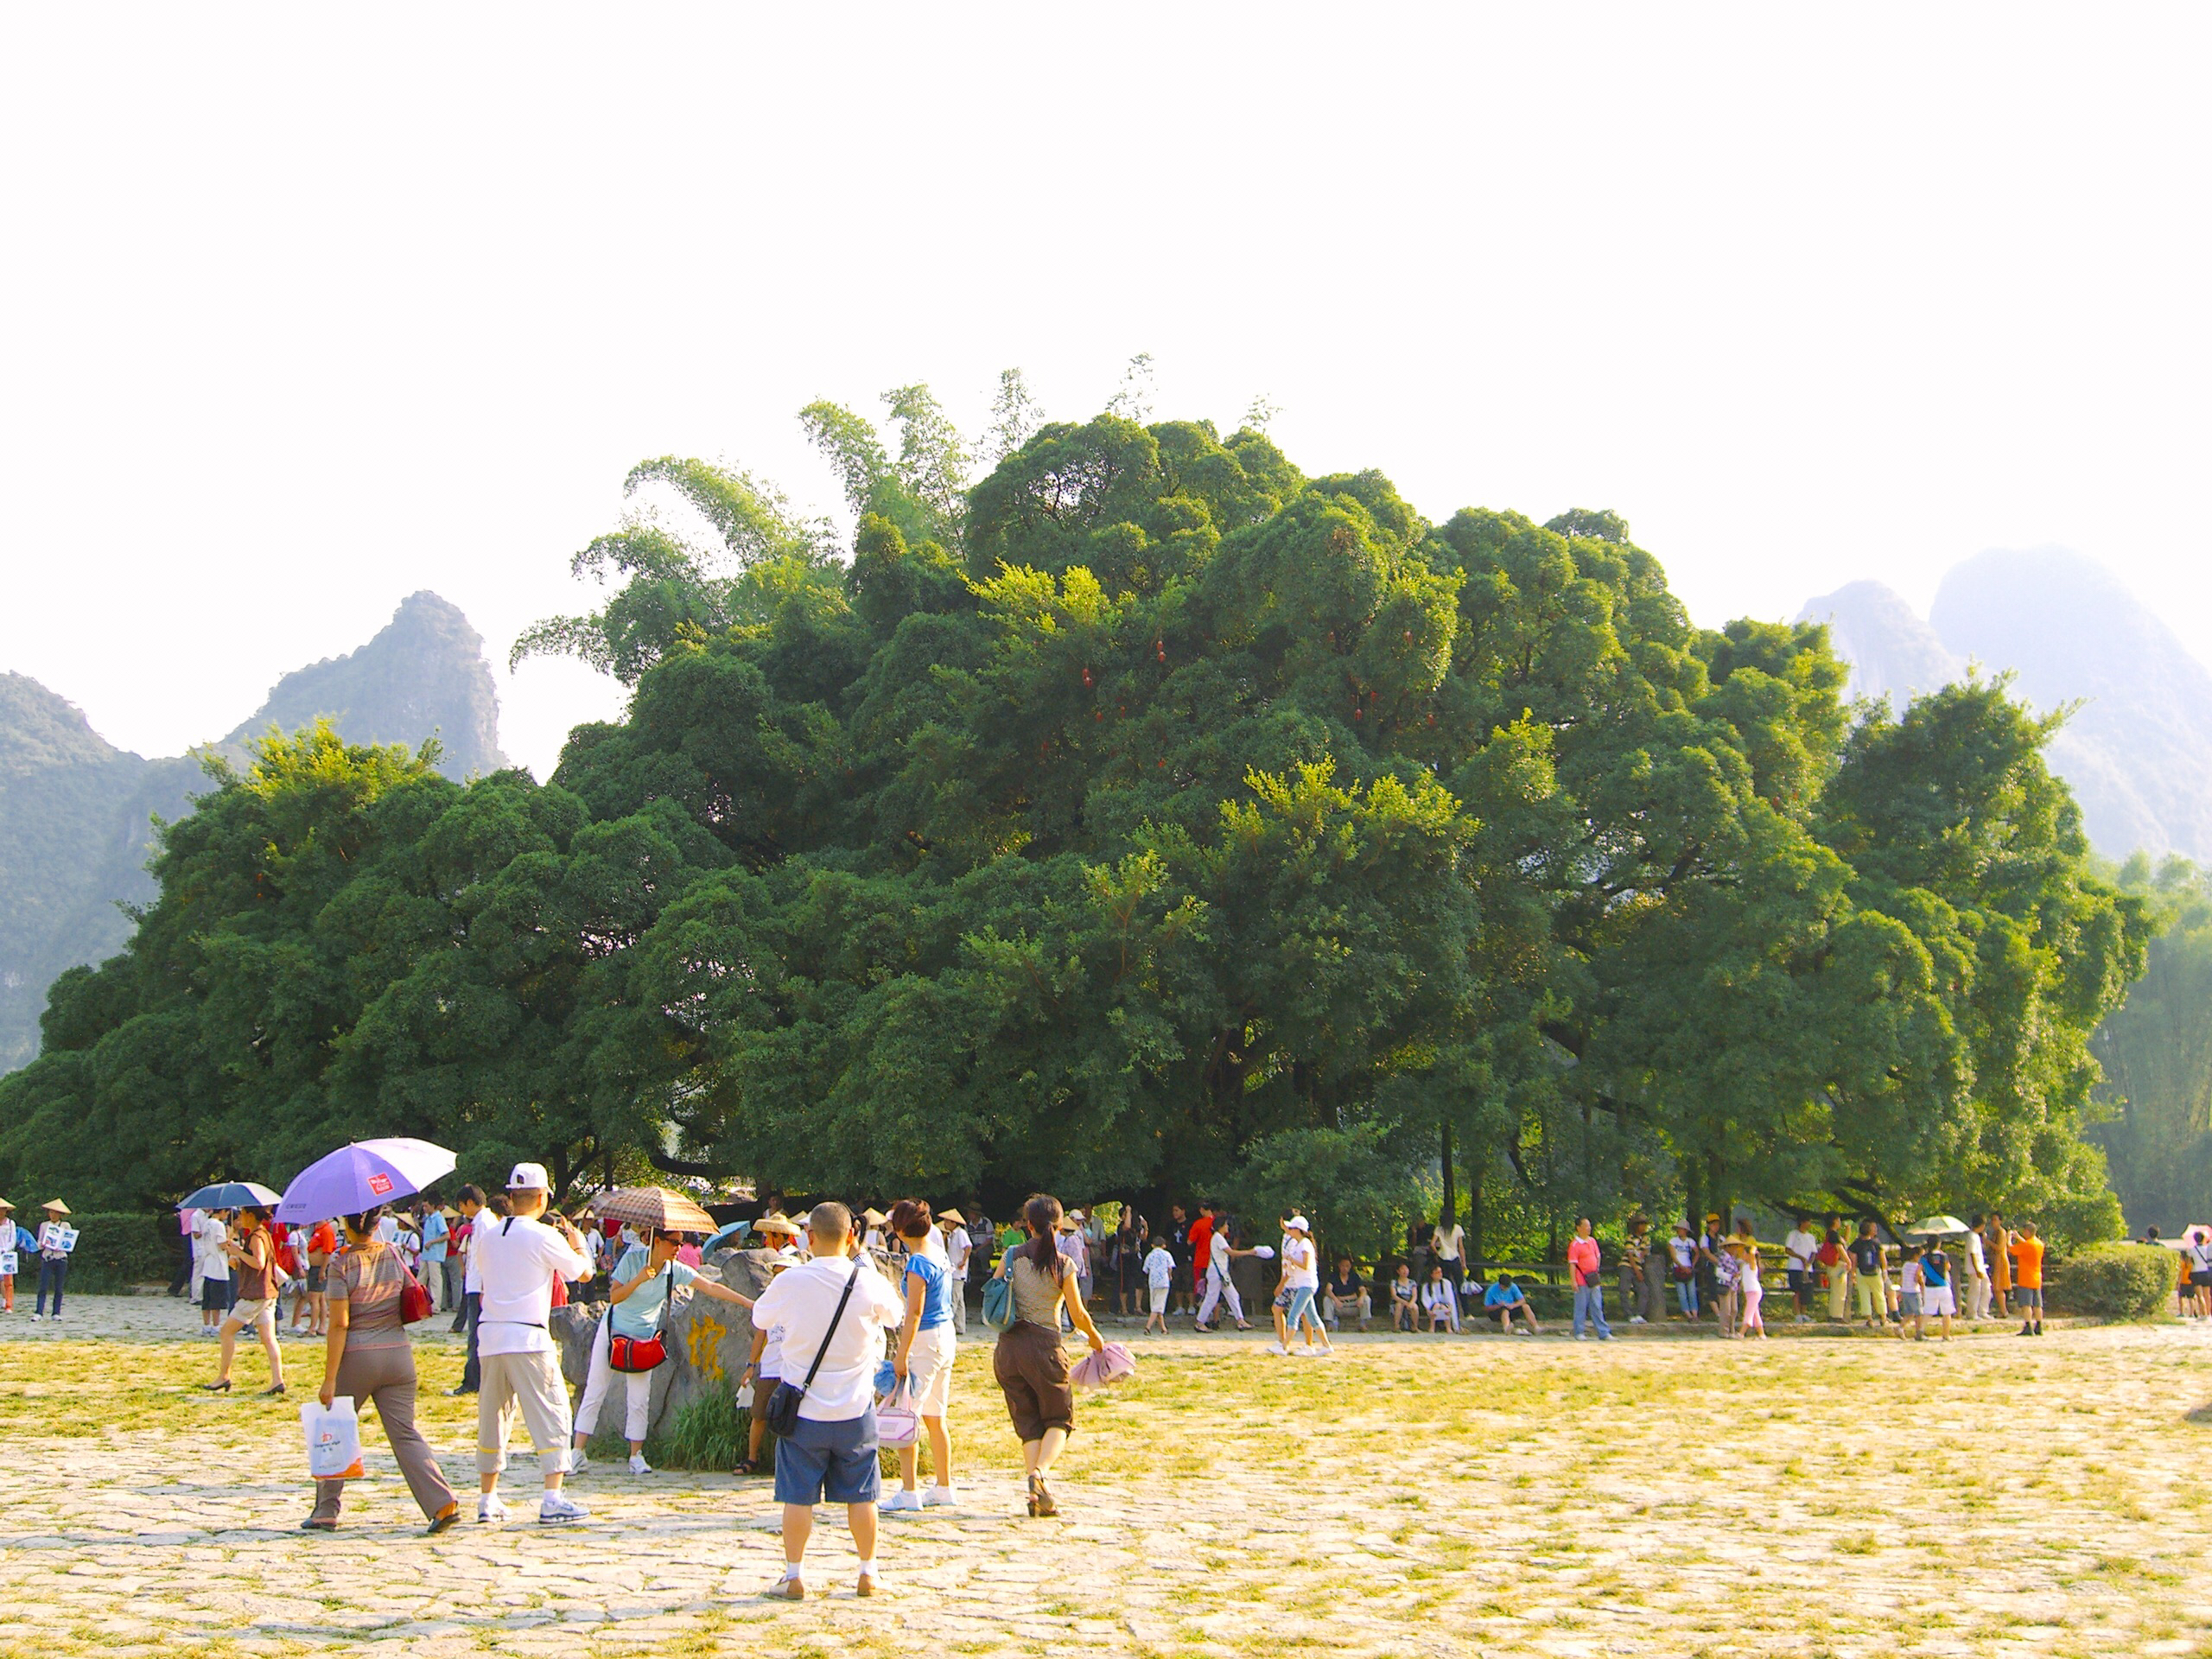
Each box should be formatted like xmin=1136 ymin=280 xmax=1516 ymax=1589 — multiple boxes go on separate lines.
xmin=275 ymin=1138 xmax=457 ymax=1224
xmin=177 ymin=1181 xmax=283 ymax=1211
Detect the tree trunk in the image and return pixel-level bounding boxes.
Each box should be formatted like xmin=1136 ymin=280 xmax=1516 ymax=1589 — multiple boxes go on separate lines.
xmin=1466 ymin=1135 xmax=1484 ymax=1271
xmin=1440 ymin=1116 xmax=1457 ymax=1234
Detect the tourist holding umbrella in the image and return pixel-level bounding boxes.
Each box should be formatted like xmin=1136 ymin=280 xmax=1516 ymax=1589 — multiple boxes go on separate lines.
xmin=279 ymin=1137 xmax=462 ymax=1535
xmin=570 ymin=1188 xmax=756 ymax=1477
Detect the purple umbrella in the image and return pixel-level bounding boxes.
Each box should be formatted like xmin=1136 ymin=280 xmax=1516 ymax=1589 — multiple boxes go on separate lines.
xmin=275 ymin=1138 xmax=457 ymax=1224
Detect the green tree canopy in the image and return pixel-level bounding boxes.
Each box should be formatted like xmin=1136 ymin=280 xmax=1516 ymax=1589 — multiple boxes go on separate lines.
xmin=0 ymin=391 xmax=2151 ymax=1254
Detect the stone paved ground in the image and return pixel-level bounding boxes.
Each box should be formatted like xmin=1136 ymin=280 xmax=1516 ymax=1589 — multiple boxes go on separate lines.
xmin=4 ymin=1296 xmax=2212 ymax=1657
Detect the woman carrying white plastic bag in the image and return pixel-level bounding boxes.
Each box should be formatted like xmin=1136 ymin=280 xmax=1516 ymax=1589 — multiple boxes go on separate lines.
xmin=884 ymin=1199 xmax=957 ymax=1510
xmin=304 ymin=1205 xmax=461 ymax=1534
xmin=302 ymin=1396 xmax=365 ymax=1479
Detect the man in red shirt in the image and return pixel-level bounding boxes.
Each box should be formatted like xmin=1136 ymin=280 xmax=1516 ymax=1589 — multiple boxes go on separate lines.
xmin=1567 ymin=1217 xmax=1612 ymax=1341
xmin=1187 ymin=1205 xmax=1215 ymax=1289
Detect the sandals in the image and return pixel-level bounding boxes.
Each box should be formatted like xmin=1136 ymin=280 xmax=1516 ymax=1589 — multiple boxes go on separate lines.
xmin=733 ymin=1458 xmax=760 ymax=1477
xmin=1032 ymin=1474 xmax=1057 ymax=1517
xmin=423 ymin=1505 xmax=461 ymax=1536
xmin=1025 ymin=1474 xmax=1039 ymax=1516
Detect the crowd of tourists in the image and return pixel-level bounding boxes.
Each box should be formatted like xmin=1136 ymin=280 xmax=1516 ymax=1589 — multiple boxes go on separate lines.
xmin=6 ymin=1174 xmax=2075 ymax=1598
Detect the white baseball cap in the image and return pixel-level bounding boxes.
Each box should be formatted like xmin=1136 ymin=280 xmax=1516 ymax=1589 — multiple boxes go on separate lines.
xmin=506 ymin=1162 xmax=550 ymax=1191
xmin=1286 ymin=1216 xmax=1310 ymax=1232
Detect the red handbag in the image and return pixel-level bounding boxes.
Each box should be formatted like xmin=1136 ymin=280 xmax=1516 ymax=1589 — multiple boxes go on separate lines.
xmin=607 ymin=1263 xmax=674 ymax=1372
xmin=608 ymin=1332 xmax=668 ymax=1372
xmin=397 ymin=1262 xmax=434 ymax=1325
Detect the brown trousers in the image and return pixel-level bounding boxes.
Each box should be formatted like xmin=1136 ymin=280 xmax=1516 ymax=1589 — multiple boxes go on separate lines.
xmin=312 ymin=1341 xmax=457 ymax=1522
xmin=993 ymin=1320 xmax=1075 ymax=1443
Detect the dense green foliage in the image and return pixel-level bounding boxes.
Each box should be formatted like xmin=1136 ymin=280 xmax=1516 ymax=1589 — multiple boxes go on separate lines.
xmin=2088 ymin=855 xmax=2212 ymax=1232
xmin=30 ymin=1212 xmax=176 ymax=1292
xmin=2044 ymin=1242 xmax=2174 ymax=1321
xmin=0 ymin=389 xmax=2151 ymax=1254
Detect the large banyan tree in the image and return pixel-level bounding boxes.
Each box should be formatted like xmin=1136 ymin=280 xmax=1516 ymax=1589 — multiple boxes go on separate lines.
xmin=0 ymin=385 xmax=2149 ymax=1249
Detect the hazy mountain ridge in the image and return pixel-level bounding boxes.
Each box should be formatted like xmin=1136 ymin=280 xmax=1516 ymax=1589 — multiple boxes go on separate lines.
xmin=0 ymin=594 xmax=505 ymax=1072
xmin=1801 ymin=549 xmax=2212 ymax=861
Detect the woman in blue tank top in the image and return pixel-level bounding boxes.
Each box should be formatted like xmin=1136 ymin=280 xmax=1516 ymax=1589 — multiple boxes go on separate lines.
xmin=886 ymin=1199 xmax=958 ymax=1510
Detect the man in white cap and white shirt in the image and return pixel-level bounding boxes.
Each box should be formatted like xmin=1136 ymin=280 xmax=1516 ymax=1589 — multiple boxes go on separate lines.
xmin=473 ymin=1163 xmax=594 ymax=1523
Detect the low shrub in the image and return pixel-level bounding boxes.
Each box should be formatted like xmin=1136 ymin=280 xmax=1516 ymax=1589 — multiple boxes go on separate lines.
xmin=34 ymin=1211 xmax=177 ymax=1292
xmin=652 ymin=1385 xmax=751 ymax=1471
xmin=2044 ymin=1242 xmax=2173 ymax=1321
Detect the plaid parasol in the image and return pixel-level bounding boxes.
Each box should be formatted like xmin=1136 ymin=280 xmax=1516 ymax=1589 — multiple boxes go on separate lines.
xmin=587 ymin=1185 xmax=718 ymax=1234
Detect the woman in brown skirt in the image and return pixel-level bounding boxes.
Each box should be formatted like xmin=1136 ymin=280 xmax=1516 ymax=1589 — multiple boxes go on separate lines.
xmin=991 ymin=1193 xmax=1103 ymax=1517
xmin=306 ymin=1205 xmax=461 ymax=1534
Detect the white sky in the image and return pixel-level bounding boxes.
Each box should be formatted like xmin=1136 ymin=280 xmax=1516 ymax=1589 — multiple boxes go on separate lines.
xmin=2 ymin=8 xmax=2207 ymax=779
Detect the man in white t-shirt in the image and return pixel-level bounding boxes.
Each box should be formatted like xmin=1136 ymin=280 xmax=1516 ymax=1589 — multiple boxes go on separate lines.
xmin=472 ymin=1165 xmax=594 ymax=1525
xmin=940 ymin=1209 xmax=973 ymax=1336
xmin=1783 ymin=1217 xmax=1820 ymax=1324
xmin=1963 ymin=1220 xmax=1992 ymax=1322
xmin=195 ymin=1210 xmax=233 ymax=1332
xmin=748 ymin=1202 xmax=905 ymax=1600
xmin=1141 ymin=1239 xmax=1175 ymax=1335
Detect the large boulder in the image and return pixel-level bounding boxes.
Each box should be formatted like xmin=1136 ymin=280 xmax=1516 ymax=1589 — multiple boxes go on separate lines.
xmin=552 ymin=1248 xmax=780 ymax=1445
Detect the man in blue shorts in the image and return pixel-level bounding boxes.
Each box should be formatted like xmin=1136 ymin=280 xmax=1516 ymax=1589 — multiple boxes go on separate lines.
xmin=747 ymin=1202 xmax=906 ymax=1600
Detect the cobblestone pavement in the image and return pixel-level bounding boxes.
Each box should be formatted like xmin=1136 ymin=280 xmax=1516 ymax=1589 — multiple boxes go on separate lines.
xmin=4 ymin=1297 xmax=2212 ymax=1657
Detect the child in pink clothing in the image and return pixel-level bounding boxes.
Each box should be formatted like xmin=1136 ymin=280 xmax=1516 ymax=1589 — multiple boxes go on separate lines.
xmin=1732 ymin=1237 xmax=1767 ymax=1338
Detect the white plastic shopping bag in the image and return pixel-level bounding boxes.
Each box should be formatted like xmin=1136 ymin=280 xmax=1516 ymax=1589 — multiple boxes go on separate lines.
xmin=875 ymin=1382 xmax=920 ymax=1449
xmin=301 ymin=1398 xmax=365 ymax=1479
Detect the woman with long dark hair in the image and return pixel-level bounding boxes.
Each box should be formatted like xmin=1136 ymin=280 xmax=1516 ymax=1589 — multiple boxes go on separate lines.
xmin=990 ymin=1193 xmax=1103 ymax=1517
xmin=304 ymin=1205 xmax=461 ymax=1535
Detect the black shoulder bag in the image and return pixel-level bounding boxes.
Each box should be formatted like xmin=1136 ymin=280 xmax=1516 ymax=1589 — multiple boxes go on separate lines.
xmin=761 ymin=1257 xmax=863 ymax=1440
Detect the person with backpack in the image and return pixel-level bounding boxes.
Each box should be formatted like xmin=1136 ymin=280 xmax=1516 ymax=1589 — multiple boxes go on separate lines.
xmin=571 ymin=1226 xmax=755 ymax=1477
xmin=302 ymin=1205 xmax=461 ymax=1535
xmin=749 ymin=1202 xmax=905 ymax=1599
xmin=988 ymin=1193 xmax=1106 ymax=1518
xmin=1847 ymin=1220 xmax=1893 ymax=1332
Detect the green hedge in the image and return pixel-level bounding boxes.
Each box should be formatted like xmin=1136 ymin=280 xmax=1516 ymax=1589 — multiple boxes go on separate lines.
xmin=29 ymin=1211 xmax=180 ymax=1292
xmin=2045 ymin=1243 xmax=2173 ymax=1321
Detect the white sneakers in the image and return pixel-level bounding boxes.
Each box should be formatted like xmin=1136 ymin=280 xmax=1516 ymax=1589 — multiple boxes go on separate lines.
xmin=1630 ymin=1315 xmax=1648 ymax=1324
xmin=569 ymin=1452 xmax=591 ymax=1478
xmin=628 ymin=1454 xmax=652 ymax=1476
xmin=478 ymin=1488 xmax=589 ymax=1525
xmin=884 ymin=1486 xmax=958 ymax=1511
xmin=1264 ymin=1341 xmax=1288 ymax=1355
